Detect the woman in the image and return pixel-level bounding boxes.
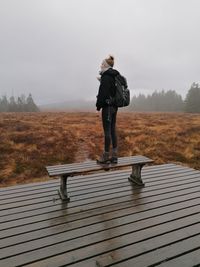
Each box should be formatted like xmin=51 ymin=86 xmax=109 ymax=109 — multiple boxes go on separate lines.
xmin=96 ymin=55 xmax=119 ymax=164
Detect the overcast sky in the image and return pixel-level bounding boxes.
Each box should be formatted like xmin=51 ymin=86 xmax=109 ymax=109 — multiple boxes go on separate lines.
xmin=0 ymin=0 xmax=199 ymax=105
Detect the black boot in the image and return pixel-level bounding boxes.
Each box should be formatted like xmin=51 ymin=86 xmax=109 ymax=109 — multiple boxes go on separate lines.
xmin=97 ymin=152 xmax=110 ymax=164
xmin=110 ymin=149 xmax=118 ymax=164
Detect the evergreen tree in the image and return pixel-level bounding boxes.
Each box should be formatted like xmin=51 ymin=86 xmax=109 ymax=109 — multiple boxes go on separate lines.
xmin=0 ymin=93 xmax=39 ymax=112
xmin=0 ymin=95 xmax=9 ymax=112
xmin=130 ymin=90 xmax=184 ymax=112
xmin=17 ymin=96 xmax=24 ymax=112
xmin=26 ymin=94 xmax=40 ymax=112
xmin=185 ymin=82 xmax=200 ymax=113
xmin=8 ymin=96 xmax=17 ymax=112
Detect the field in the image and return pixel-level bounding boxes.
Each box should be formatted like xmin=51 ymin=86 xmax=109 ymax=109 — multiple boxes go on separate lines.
xmin=0 ymin=112 xmax=200 ymax=187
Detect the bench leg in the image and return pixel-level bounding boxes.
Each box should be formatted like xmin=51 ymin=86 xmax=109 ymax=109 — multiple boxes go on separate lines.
xmin=58 ymin=175 xmax=70 ymax=201
xmin=128 ymin=164 xmax=145 ymax=186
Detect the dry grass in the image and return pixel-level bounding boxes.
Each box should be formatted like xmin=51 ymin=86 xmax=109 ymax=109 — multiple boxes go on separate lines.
xmin=0 ymin=112 xmax=200 ymax=187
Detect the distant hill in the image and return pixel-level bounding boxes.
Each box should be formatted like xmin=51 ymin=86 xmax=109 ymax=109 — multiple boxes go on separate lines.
xmin=39 ymin=100 xmax=95 ymax=111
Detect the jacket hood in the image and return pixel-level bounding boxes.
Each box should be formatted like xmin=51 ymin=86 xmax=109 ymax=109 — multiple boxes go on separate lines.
xmin=102 ymin=68 xmax=119 ymax=77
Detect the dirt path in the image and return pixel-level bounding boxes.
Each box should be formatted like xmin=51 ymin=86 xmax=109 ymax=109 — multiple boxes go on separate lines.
xmin=74 ymin=137 xmax=91 ymax=162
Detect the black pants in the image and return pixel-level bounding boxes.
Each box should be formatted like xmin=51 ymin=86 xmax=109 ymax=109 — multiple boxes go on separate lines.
xmin=102 ymin=106 xmax=118 ymax=152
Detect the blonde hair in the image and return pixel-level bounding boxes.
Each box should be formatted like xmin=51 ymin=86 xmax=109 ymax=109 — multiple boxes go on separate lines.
xmin=105 ymin=55 xmax=114 ymax=67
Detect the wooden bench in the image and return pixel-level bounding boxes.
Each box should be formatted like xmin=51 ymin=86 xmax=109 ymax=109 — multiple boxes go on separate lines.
xmin=46 ymin=155 xmax=154 ymax=201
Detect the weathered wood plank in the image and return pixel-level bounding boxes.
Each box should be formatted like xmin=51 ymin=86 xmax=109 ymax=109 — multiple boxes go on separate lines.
xmin=0 ymin=164 xmax=200 ymax=267
xmin=155 ymin=248 xmax=200 ymax=267
xmin=1 ymin=184 xmax=200 ymax=240
xmin=79 ymin=228 xmax=200 ymax=267
xmin=2 ymin=211 xmax=199 ymax=266
xmin=0 ymin=165 xmax=191 ymax=205
xmin=46 ymin=155 xmax=151 ymax=170
xmin=1 ymin=195 xmax=200 ymax=250
xmin=0 ymin=166 xmax=196 ymax=205
xmin=0 ymin=164 xmax=184 ymax=195
xmin=0 ymin=171 xmax=200 ymax=227
xmin=0 ymin=165 xmax=199 ymax=209
xmin=46 ymin=155 xmax=153 ymax=176
xmin=0 ymin=172 xmax=200 ymax=229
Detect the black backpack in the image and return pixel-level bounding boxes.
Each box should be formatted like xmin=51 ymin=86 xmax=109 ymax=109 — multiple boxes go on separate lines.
xmin=112 ymin=74 xmax=130 ymax=107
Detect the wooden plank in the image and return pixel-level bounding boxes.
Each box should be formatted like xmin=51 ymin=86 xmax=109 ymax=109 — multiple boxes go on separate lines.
xmin=0 ymin=166 xmax=199 ymax=209
xmin=46 ymin=156 xmax=153 ymax=176
xmin=0 ymin=179 xmax=58 ymax=192
xmin=46 ymin=156 xmax=150 ymax=173
xmin=0 ymin=172 xmax=200 ymax=228
xmin=0 ymin=170 xmax=200 ymax=217
xmin=0 ymin=164 xmax=183 ymax=194
xmin=1 ymin=194 xmax=200 ymax=249
xmin=0 ymin=184 xmax=199 ymax=241
xmin=1 ymin=209 xmax=200 ymax=266
xmin=0 ymin=164 xmax=190 ymax=204
xmin=0 ymin=170 xmax=200 ymax=225
xmin=46 ymin=155 xmax=151 ymax=170
xmin=155 ymin=248 xmax=200 ymax=267
xmin=0 ymin=166 xmax=196 ymax=204
xmin=79 ymin=228 xmax=200 ymax=267
xmin=0 ymin=164 xmax=171 ymax=197
xmin=0 ymin=163 xmax=192 ymax=194
xmin=0 ymin=164 xmax=200 ymax=267
xmin=0 ymin=165 xmax=175 ymax=196
xmin=2 ymin=203 xmax=199 ymax=259
xmin=1 ymin=183 xmax=200 ymax=240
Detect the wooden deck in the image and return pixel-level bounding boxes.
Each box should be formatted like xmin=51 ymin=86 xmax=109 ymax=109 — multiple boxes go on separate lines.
xmin=0 ymin=163 xmax=200 ymax=267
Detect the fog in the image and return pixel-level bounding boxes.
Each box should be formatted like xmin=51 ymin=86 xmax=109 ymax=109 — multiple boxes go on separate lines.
xmin=0 ymin=0 xmax=199 ymax=105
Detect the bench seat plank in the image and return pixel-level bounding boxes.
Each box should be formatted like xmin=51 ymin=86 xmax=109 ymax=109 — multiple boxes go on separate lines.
xmin=46 ymin=155 xmax=153 ymax=177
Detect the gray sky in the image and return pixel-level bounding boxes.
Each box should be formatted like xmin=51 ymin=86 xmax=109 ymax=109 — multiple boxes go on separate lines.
xmin=0 ymin=0 xmax=199 ymax=105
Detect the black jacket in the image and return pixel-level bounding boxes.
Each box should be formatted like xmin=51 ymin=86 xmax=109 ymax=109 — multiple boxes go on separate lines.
xmin=96 ymin=68 xmax=119 ymax=111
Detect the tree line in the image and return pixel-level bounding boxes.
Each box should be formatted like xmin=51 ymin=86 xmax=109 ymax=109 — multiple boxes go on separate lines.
xmin=1 ymin=82 xmax=199 ymax=113
xmin=0 ymin=94 xmax=39 ymax=112
xmin=129 ymin=82 xmax=200 ymax=113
